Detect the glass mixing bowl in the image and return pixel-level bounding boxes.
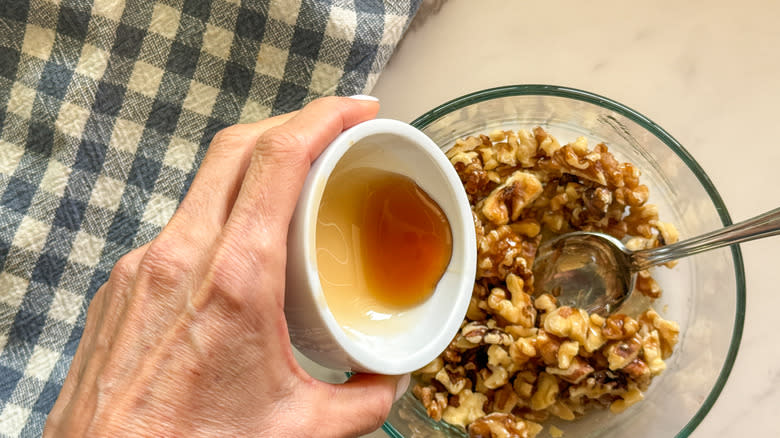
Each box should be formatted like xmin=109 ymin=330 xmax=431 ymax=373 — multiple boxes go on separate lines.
xmin=380 ymin=85 xmax=745 ymax=437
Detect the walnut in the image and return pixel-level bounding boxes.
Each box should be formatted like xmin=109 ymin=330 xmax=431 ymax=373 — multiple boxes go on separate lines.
xmin=488 ymin=344 xmax=513 ymax=368
xmin=487 ymin=275 xmax=535 ymax=327
xmin=583 ymin=313 xmax=607 ymax=353
xmin=604 ymin=336 xmax=642 ymax=370
xmin=533 ymin=293 xmax=558 ymax=313
xmin=442 ymin=389 xmax=488 ymax=427
xmin=543 ymin=307 xmax=589 ymax=345
xmin=530 ymin=372 xmax=559 ymax=411
xmin=462 ymin=321 xmax=490 ymax=344
xmin=548 ymin=400 xmax=576 ymax=421
xmin=509 ymin=336 xmax=537 ymax=366
xmin=551 ymin=144 xmax=607 ymax=186
xmin=509 ymin=219 xmax=541 ymax=238
xmin=622 ymin=358 xmax=651 ymax=382
xmin=557 ymin=340 xmax=580 ymax=369
xmin=491 ymin=384 xmax=519 ymax=414
xmin=546 ymin=356 xmax=595 ymax=384
xmin=481 ymin=364 xmax=510 ymax=390
xmin=468 ymin=296 xmax=489 ymax=320
xmin=481 ymin=171 xmax=543 ymax=225
xmin=462 ymin=321 xmax=513 ymax=346
xmin=639 ymin=309 xmax=679 ymax=359
xmin=635 ymin=270 xmax=662 ymax=299
xmin=535 ymin=329 xmax=562 ymax=367
xmin=514 ymin=129 xmax=539 ymax=167
xmin=476 ymin=224 xmax=537 ymax=281
xmin=468 ymin=412 xmax=542 ymax=438
xmin=513 ymin=371 xmax=536 ymax=400
xmin=534 ymin=126 xmax=562 ymax=157
xmin=641 ymin=330 xmax=666 ymax=376
xmin=413 ymin=384 xmax=448 ymax=421
xmin=436 ymin=365 xmax=470 ymax=395
xmin=610 ymin=386 xmax=644 ymax=413
xmin=624 ymin=204 xmax=659 ymax=238
xmin=602 ymin=314 xmax=640 ymax=340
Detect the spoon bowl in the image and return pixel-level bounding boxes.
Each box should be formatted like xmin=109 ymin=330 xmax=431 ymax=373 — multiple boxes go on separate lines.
xmin=532 ymin=232 xmax=634 ymax=316
xmin=533 ymin=206 xmax=780 ymax=316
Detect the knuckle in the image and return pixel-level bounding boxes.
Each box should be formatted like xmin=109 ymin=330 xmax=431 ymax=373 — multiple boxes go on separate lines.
xmin=138 ymin=235 xmax=194 ymax=290
xmin=210 ymin=125 xmax=243 ymax=148
xmin=110 ymin=253 xmax=138 ymax=286
xmin=256 ymin=126 xmax=309 ymax=165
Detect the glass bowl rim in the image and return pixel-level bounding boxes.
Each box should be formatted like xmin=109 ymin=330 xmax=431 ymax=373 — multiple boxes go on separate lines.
xmin=382 ymin=84 xmax=746 ymax=438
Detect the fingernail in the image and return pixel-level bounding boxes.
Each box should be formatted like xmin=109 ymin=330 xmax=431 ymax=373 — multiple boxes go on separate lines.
xmin=394 ymin=373 xmax=411 ymax=402
xmin=348 ymin=94 xmax=379 ymax=102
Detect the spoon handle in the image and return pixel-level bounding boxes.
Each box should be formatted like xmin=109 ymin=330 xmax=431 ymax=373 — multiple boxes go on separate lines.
xmin=632 ymin=206 xmax=780 ymax=270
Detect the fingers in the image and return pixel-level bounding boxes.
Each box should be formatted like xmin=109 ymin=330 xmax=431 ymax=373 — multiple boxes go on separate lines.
xmin=198 ymin=97 xmax=378 ymax=309
xmin=223 ymin=96 xmax=379 ymax=255
xmin=312 ymin=373 xmax=410 ymax=437
xmin=167 ymin=112 xmax=296 ymax=238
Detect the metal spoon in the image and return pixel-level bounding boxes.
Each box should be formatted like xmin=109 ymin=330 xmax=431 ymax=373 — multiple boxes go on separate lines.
xmin=532 ymin=206 xmax=780 ymax=316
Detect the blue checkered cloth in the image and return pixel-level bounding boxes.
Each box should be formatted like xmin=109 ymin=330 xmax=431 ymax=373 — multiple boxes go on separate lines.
xmin=0 ymin=0 xmax=420 ymax=435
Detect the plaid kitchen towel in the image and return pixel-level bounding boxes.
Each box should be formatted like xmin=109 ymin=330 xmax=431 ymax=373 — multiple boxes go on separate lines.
xmin=0 ymin=0 xmax=421 ymax=435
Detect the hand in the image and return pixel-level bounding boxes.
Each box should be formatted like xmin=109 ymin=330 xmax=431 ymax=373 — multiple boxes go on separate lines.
xmin=44 ymin=96 xmax=409 ymax=437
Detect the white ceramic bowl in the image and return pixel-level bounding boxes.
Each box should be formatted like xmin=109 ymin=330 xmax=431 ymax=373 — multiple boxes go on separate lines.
xmin=284 ymin=119 xmax=477 ymax=375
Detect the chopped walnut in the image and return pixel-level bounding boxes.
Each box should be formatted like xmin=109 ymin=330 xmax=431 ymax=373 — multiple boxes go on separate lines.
xmin=415 ymin=127 xmax=679 ymax=432
xmin=468 ymin=412 xmax=542 ymax=438
xmin=442 ymin=389 xmax=488 ymax=427
xmin=546 ymin=356 xmax=595 ymax=384
xmin=602 ymin=314 xmax=640 ymax=340
xmin=530 ymin=372 xmax=559 ymax=411
xmin=436 ymin=365 xmax=470 ymax=395
xmin=487 ymin=275 xmax=535 ymax=327
xmin=413 ymin=384 xmax=448 ymax=421
xmin=543 ymin=307 xmax=589 ymax=345
xmin=481 ymin=170 xmax=543 ymax=225
xmin=604 ymin=336 xmax=643 ymax=371
xmin=639 ymin=309 xmax=679 ymax=358
xmin=610 ymin=385 xmax=644 ymax=413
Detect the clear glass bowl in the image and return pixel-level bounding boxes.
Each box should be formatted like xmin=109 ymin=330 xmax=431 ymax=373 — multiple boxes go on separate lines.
xmin=380 ymin=85 xmax=745 ymax=438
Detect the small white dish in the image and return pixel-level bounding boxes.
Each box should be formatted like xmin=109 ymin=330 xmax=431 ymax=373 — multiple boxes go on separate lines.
xmin=284 ymin=118 xmax=476 ymax=375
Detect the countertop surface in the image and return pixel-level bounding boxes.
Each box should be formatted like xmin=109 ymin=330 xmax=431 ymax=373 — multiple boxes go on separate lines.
xmin=365 ymin=0 xmax=780 ymax=436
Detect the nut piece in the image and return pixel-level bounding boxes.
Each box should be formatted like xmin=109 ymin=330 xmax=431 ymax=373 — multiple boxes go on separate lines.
xmin=604 ymin=336 xmax=642 ymax=370
xmin=639 ymin=308 xmax=680 ymax=358
xmin=610 ymin=386 xmax=644 ymax=413
xmin=530 ymin=372 xmax=559 ymax=411
xmin=436 ymin=366 xmax=470 ymax=395
xmin=487 ymin=275 xmax=536 ymax=327
xmin=468 ymin=413 xmax=542 ymax=438
xmin=413 ymin=384 xmax=448 ymax=421
xmin=602 ymin=314 xmax=640 ymax=340
xmin=543 ymin=307 xmax=589 ymax=344
xmin=442 ymin=389 xmax=488 ymax=427
xmin=546 ymin=357 xmax=595 ymax=385
xmin=556 ymin=340 xmax=580 ymax=369
xmin=641 ymin=330 xmax=666 ymax=376
xmin=481 ymin=170 xmax=543 ymax=225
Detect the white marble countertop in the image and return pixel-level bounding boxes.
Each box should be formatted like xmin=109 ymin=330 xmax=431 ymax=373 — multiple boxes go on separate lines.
xmin=366 ymin=0 xmax=780 ymax=436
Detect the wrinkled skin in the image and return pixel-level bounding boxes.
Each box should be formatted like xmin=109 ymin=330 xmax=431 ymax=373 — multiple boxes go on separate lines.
xmin=44 ymin=97 xmax=406 ymax=438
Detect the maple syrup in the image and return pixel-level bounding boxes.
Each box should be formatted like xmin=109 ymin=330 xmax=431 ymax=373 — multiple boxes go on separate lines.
xmin=316 ymin=166 xmax=453 ymax=331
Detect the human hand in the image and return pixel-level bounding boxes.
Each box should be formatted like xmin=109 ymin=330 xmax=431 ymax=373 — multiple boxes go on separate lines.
xmin=44 ymin=96 xmax=409 ymax=437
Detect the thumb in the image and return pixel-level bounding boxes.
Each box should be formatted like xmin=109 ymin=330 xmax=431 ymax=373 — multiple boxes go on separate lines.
xmin=316 ymin=373 xmax=411 ymax=437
